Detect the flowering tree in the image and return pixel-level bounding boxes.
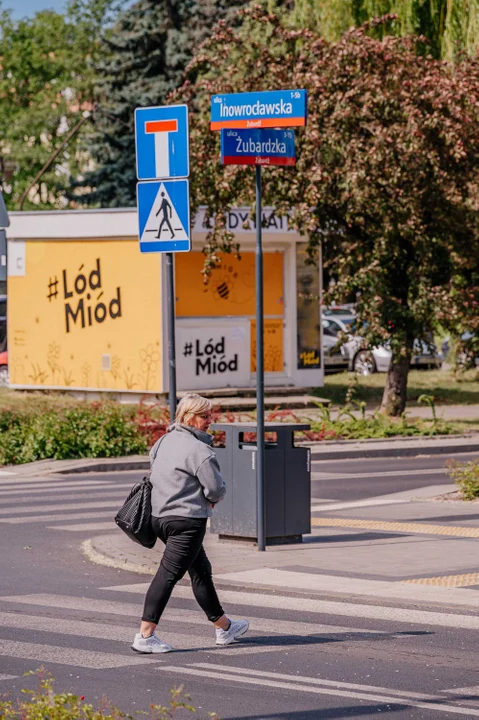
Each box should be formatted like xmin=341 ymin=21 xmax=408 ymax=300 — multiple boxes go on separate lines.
xmin=172 ymin=8 xmax=479 ymax=415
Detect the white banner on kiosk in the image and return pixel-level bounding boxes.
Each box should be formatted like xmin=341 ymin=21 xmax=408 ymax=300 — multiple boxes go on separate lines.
xmin=176 ymin=321 xmax=250 ymax=390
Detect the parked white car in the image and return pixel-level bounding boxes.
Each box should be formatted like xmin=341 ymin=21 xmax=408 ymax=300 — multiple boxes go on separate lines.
xmin=321 ymin=310 xmax=442 ymax=375
xmin=344 ymin=337 xmax=442 ymax=375
xmin=321 ymin=317 xmax=350 ymax=373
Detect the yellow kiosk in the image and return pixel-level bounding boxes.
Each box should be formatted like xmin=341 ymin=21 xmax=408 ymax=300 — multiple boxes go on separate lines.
xmin=7 ymin=207 xmax=322 ymax=398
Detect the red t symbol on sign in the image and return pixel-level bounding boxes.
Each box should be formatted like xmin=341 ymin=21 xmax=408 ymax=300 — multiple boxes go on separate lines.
xmin=145 ymin=119 xmax=178 ymax=178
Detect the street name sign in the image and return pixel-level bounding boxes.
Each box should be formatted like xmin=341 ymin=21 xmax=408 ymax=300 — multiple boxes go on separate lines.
xmin=220 ymin=128 xmax=296 ymax=166
xmin=135 ymin=105 xmax=189 ymax=180
xmin=137 ymin=179 xmax=190 ymax=254
xmin=210 ymin=89 xmax=307 ymax=130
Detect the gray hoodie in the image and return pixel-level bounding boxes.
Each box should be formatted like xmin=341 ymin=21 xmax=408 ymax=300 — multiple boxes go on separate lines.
xmin=149 ymin=424 xmax=226 ymax=519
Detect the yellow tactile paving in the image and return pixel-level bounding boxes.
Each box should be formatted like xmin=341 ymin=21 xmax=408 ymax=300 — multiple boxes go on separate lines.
xmin=401 ymin=573 xmax=479 ymax=587
xmin=310 ymin=516 xmax=479 ymax=539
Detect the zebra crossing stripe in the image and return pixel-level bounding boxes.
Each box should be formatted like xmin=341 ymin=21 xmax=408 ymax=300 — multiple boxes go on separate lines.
xmin=0 ymin=638 xmax=162 ymax=669
xmin=0 ymin=479 xmax=127 ymax=489
xmin=0 ymin=500 xmax=121 ymax=516
xmin=0 ymin=511 xmax=115 ymax=524
xmin=0 ymin=610 xmax=262 ymax=656
xmin=0 ymin=483 xmax=132 ymax=497
xmin=0 ymin=476 xmax=83 ymax=485
xmin=193 ymin=662 xmax=439 ymax=701
xmin=0 ymin=594 xmax=391 ymax=641
xmin=445 ymin=685 xmax=479 ymax=696
xmin=46 ymin=517 xmax=116 ymax=532
xmin=0 ymin=481 xmax=130 ymax=495
xmin=160 ymin=666 xmax=479 ymax=717
xmin=48 ymin=522 xmax=116 ymax=531
xmin=101 ymin=583 xmax=479 ymax=630
xmin=0 ymin=490 xmax=128 ymax=504
xmin=0 ymin=673 xmax=18 ymax=680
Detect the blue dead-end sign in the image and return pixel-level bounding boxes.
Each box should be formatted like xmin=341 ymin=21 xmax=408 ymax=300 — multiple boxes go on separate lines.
xmin=135 ymin=105 xmax=189 ymax=181
xmin=137 ymin=179 xmax=190 ymax=254
xmin=221 ymin=128 xmax=295 ymax=166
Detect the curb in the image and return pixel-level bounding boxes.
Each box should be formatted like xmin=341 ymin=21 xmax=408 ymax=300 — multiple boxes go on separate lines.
xmin=62 ymin=459 xmax=150 ymax=474
xmin=81 ymin=538 xmax=156 ymax=576
xmin=310 ymin=439 xmax=479 ymax=461
xmin=3 ymin=435 xmax=479 ymax=476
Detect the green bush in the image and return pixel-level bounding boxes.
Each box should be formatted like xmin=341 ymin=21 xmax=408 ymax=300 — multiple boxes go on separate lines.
xmin=447 ymin=460 xmax=479 ymax=500
xmin=0 ymin=403 xmax=149 ymax=465
xmin=0 ymin=668 xmax=216 ymax=719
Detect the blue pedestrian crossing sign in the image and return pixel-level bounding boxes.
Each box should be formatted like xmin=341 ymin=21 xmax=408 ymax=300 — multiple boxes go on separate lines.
xmin=137 ymin=179 xmax=190 ymax=254
xmin=135 ymin=105 xmax=189 ymax=181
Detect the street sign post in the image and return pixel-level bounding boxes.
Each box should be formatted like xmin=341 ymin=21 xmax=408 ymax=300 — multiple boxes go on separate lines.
xmin=211 ymin=88 xmax=307 ymax=552
xmin=135 ymin=104 xmax=191 ymax=421
xmin=211 ymin=89 xmax=307 ymax=130
xmin=220 ymin=128 xmax=296 ymax=166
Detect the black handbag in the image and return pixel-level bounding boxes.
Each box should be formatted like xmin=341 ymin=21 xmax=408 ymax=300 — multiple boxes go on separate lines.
xmin=114 ymin=476 xmax=157 ymax=549
xmin=114 ymin=435 xmax=166 ymax=549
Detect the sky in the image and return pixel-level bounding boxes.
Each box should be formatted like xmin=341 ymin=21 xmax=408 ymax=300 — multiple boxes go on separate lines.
xmin=3 ymin=0 xmax=67 ymax=19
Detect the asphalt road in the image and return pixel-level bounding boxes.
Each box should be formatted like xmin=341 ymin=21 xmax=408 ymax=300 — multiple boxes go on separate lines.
xmin=311 ymin=452 xmax=478 ymax=502
xmin=0 ymin=454 xmax=478 ymax=719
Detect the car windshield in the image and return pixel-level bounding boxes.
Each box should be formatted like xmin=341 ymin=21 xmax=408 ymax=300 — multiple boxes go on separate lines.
xmin=322 ymin=319 xmax=344 ymax=337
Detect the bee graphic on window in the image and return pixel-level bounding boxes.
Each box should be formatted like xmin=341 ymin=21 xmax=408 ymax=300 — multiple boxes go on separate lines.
xmin=216 ymin=281 xmax=229 ymax=299
xmin=212 ymin=266 xmax=238 ymax=302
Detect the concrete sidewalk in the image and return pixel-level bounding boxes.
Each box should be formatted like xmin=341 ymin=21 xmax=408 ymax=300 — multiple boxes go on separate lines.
xmin=84 ymin=484 xmax=479 ymax=613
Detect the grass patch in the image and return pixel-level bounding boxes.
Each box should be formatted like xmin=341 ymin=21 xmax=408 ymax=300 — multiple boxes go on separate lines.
xmin=315 ymin=369 xmax=479 ymax=407
xmin=447 ymin=460 xmax=479 ymax=500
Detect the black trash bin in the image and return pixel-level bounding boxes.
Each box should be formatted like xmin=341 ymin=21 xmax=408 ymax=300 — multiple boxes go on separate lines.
xmin=210 ymin=422 xmax=311 ymax=545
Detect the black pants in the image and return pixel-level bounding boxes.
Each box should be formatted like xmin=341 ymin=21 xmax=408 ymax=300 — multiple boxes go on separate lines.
xmin=142 ymin=516 xmax=224 ymax=625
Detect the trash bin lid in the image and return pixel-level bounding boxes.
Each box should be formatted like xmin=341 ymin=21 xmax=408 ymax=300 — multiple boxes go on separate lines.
xmin=211 ymin=422 xmax=311 ymax=431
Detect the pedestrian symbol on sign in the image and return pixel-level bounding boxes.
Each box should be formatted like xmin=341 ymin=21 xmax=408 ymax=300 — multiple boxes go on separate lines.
xmin=137 ymin=178 xmax=191 ymax=254
xmin=156 ymin=192 xmax=175 ymax=239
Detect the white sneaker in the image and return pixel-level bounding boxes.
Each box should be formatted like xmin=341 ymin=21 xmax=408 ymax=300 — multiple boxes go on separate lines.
xmin=215 ymin=618 xmax=249 ymax=646
xmin=131 ymin=632 xmax=172 ymax=654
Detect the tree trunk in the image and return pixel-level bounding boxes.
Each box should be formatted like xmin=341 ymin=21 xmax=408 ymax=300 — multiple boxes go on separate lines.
xmin=380 ymin=348 xmax=412 ymax=417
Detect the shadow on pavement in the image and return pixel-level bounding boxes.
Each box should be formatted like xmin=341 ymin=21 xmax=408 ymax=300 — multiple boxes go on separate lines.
xmin=226 ymin=703 xmax=408 ymax=719
xmin=303 ymin=532 xmax=411 ymax=544
xmin=417 ymin=513 xmax=479 ymax=523
xmin=172 ymin=630 xmax=432 ymax=654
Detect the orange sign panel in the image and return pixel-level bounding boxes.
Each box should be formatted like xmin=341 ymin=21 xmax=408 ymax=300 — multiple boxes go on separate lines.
xmin=250 ymin=319 xmax=284 ymax=373
xmin=175 ymin=251 xmax=283 ymax=317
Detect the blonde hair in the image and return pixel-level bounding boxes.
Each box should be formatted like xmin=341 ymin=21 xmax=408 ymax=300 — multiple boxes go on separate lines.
xmin=175 ymin=393 xmax=212 ymax=426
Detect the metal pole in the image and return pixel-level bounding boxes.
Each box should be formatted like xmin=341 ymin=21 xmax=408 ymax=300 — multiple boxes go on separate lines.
xmin=166 ymin=252 xmax=177 ymax=424
xmin=255 ymin=165 xmax=265 ymax=552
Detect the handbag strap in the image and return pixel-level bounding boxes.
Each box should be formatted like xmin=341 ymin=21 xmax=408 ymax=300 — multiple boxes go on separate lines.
xmin=147 ymin=431 xmax=169 ymax=479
